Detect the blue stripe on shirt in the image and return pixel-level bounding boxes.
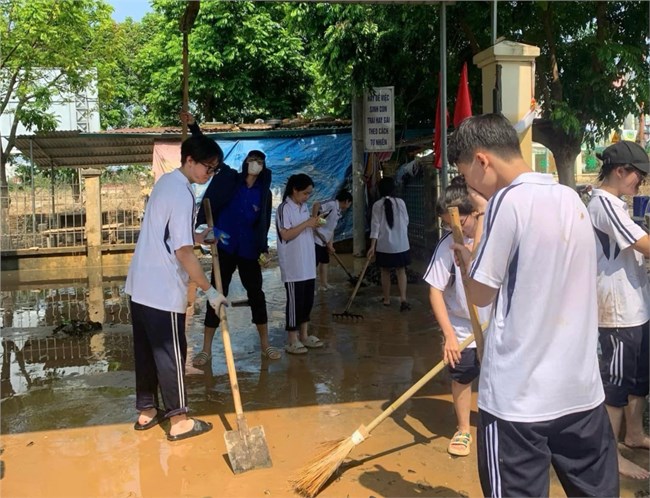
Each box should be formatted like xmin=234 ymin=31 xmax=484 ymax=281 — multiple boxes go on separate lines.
xmin=599 ymin=197 xmax=635 ymax=245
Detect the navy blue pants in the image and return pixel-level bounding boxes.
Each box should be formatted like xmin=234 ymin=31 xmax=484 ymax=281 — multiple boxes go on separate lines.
xmin=130 ymin=299 xmax=188 ymax=418
xmin=477 ymin=404 xmax=618 ymax=497
xmin=205 ymin=250 xmax=267 ymax=328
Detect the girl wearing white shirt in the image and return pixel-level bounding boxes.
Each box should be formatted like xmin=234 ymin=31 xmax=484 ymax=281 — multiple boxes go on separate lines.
xmin=424 ymin=176 xmax=489 ymax=457
xmin=276 ymin=174 xmax=324 ymax=354
xmin=367 ymin=177 xmax=411 ymax=311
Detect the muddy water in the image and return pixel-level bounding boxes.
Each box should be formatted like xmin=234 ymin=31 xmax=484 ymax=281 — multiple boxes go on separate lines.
xmin=1 ymin=257 xmax=647 ymax=497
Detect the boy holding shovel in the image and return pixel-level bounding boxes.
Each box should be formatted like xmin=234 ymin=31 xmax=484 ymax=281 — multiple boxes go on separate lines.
xmin=449 ymin=113 xmax=618 ymax=496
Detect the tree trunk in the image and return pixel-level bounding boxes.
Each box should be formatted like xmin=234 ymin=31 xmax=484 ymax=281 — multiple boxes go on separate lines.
xmin=532 ymin=119 xmax=582 ymax=189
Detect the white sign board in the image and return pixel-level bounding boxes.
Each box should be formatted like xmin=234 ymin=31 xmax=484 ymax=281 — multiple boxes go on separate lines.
xmin=364 ymin=86 xmax=395 ymax=152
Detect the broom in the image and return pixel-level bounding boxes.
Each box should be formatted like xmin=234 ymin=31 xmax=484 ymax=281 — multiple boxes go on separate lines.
xmin=290 ymin=333 xmax=476 ymax=498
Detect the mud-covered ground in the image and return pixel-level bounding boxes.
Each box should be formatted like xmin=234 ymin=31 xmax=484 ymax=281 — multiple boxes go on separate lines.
xmin=1 ymin=256 xmax=648 ymax=497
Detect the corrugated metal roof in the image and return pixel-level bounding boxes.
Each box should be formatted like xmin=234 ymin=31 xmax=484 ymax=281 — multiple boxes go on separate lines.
xmin=13 ymin=120 xmax=353 ymax=169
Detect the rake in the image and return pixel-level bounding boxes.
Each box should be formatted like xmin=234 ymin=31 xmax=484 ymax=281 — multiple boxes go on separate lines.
xmin=332 ymin=257 xmax=371 ymax=320
xmin=314 ymin=231 xmax=365 ymax=287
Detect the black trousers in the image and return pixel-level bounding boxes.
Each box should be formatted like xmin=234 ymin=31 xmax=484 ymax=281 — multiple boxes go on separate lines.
xmin=204 ymin=250 xmax=267 ymax=328
xmin=130 ymin=299 xmax=188 ymax=418
xmin=477 ymin=404 xmax=618 ymax=497
xmin=284 ymin=279 xmax=315 ymax=331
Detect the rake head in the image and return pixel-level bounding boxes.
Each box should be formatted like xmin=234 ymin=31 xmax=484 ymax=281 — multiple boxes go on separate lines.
xmin=348 ymin=276 xmax=367 ymax=287
xmin=332 ymin=310 xmax=364 ymax=321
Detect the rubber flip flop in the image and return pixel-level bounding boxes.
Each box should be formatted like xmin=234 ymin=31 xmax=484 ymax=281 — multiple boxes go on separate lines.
xmin=303 ymin=335 xmax=324 ymax=348
xmin=262 ymin=346 xmax=282 ymax=360
xmin=166 ymin=418 xmax=213 ymax=442
xmin=134 ymin=409 xmax=165 ymax=431
xmin=192 ymin=351 xmax=212 ymax=368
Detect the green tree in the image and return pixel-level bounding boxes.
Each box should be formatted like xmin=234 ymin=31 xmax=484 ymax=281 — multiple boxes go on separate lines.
xmin=0 ymin=0 xmax=115 ymax=198
xmin=133 ymin=0 xmax=311 ymax=125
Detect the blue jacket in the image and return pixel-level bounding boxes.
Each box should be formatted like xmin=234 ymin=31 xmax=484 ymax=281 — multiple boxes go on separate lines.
xmin=193 ymin=122 xmax=272 ymax=255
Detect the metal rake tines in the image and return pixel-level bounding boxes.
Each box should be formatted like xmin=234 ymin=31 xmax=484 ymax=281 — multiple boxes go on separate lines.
xmin=332 ymin=310 xmax=364 ymax=320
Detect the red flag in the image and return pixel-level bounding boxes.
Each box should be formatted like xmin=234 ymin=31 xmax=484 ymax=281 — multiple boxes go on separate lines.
xmin=453 ymin=62 xmax=472 ymax=128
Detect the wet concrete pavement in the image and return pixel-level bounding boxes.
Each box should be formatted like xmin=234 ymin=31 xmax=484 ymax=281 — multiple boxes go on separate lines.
xmin=1 ymin=256 xmax=648 ymax=497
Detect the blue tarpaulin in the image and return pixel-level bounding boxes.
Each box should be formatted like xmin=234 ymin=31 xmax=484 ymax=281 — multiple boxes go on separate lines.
xmin=195 ymin=132 xmax=353 ymax=248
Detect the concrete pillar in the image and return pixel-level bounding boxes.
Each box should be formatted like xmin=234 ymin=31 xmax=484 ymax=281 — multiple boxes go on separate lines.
xmin=473 ymin=40 xmax=540 ymax=164
xmin=351 ymin=94 xmax=366 ymax=257
xmin=81 ymin=168 xmax=103 ymax=269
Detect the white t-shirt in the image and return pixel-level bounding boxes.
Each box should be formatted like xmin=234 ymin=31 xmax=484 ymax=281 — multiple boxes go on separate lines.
xmin=587 ymin=188 xmax=650 ymax=328
xmin=470 ymin=172 xmax=604 ymax=423
xmin=276 ymin=198 xmax=317 ymax=283
xmin=125 ymin=169 xmax=196 ymax=313
xmin=370 ymin=197 xmax=410 ymax=254
xmin=423 ymin=231 xmax=492 ymax=348
xmin=315 ymin=200 xmax=341 ymax=246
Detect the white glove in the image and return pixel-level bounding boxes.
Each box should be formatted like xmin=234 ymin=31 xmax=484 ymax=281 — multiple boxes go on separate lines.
xmin=205 ymin=286 xmax=228 ymax=312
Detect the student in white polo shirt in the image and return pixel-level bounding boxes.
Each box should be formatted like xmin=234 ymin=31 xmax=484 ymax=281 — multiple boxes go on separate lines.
xmin=314 ymin=189 xmax=352 ymax=291
xmin=449 ymin=113 xmax=618 ymax=497
xmin=424 ymin=175 xmax=490 ymax=457
xmin=587 ymin=140 xmax=650 ymax=480
xmin=367 ymin=177 xmax=411 ymax=311
xmin=125 ymin=135 xmax=228 ymax=442
xmin=276 ymin=173 xmax=324 ymax=355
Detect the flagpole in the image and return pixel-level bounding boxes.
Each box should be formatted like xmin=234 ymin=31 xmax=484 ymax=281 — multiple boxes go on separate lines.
xmin=440 ymin=1 xmax=448 ymax=190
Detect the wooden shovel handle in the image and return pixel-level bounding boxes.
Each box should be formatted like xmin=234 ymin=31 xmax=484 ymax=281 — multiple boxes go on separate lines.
xmin=343 ymin=257 xmax=371 ymax=312
xmin=203 ymin=199 xmax=245 ymax=418
xmin=448 ymin=207 xmax=485 ymax=361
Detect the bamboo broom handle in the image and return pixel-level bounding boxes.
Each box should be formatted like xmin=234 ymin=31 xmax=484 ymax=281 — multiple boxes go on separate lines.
xmin=203 ymin=199 xmax=245 ymax=418
xmin=364 ymin=333 xmax=476 ymax=434
xmin=448 ymin=206 xmax=485 ymax=361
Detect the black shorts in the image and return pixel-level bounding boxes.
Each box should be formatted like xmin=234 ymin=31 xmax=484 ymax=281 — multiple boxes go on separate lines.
xmin=447 ymin=347 xmax=480 ymax=384
xmin=375 ymin=250 xmax=411 ymax=269
xmin=315 ymin=243 xmax=330 ymax=265
xmin=599 ymin=321 xmax=649 ymax=407
xmin=477 ymin=404 xmax=618 ymax=498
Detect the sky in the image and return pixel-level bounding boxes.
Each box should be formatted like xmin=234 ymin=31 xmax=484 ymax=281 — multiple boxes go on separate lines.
xmin=105 ymin=0 xmax=152 ymax=22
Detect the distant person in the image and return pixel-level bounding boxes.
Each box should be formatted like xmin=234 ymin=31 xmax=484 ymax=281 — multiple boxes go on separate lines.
xmin=587 ymin=140 xmax=649 ymax=480
xmin=125 ymin=134 xmax=227 ymax=441
xmin=276 ymin=174 xmax=323 ymax=354
xmin=424 ymin=175 xmax=489 ymax=457
xmin=449 ymin=113 xmax=618 ymax=497
xmin=367 ymin=177 xmax=411 ymax=311
xmin=180 ymin=112 xmax=279 ymax=365
xmin=313 ymin=189 xmax=352 ymax=291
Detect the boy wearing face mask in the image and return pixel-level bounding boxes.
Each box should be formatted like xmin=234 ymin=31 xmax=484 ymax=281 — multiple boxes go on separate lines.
xmin=182 ymin=113 xmax=278 ymax=365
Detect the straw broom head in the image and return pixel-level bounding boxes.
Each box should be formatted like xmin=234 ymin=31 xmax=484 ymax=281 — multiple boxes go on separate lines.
xmin=290 ymin=437 xmax=356 ymax=498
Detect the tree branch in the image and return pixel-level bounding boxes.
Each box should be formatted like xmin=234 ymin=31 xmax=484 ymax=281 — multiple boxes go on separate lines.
xmin=0 ymin=69 xmax=19 ymax=116
xmin=541 ymin=4 xmax=562 ymax=103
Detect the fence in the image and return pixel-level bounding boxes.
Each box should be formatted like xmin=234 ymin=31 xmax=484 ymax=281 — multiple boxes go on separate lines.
xmin=0 ymin=178 xmax=149 ymax=251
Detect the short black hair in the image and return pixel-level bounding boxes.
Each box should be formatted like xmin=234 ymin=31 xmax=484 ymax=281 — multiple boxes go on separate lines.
xmin=448 ymin=113 xmax=522 ymax=166
xmin=335 ymin=189 xmax=352 ymax=203
xmin=180 ymin=136 xmax=224 ymax=165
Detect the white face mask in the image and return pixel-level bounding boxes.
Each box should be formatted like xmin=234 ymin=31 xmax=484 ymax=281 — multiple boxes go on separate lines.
xmin=247 ymin=161 xmax=263 ymax=175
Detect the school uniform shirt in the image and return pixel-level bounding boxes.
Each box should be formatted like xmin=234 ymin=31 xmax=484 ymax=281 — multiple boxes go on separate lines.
xmin=276 ymin=197 xmax=317 ymax=283
xmin=587 ymin=188 xmax=650 ymax=327
xmin=469 ymin=172 xmax=603 ymax=423
xmin=126 ymin=169 xmax=196 ymax=314
xmin=423 ymin=231 xmax=492 ymax=348
xmin=315 ymin=200 xmax=341 ymax=246
xmin=370 ymin=197 xmax=410 ymax=254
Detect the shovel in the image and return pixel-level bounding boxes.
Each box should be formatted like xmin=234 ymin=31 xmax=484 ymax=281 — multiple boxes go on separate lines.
xmin=314 ymin=231 xmax=365 ymax=287
xmin=203 ymin=199 xmax=272 ymax=474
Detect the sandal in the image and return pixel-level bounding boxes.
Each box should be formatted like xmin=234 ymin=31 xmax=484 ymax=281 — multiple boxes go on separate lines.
xmin=167 ymin=418 xmax=213 ymax=442
xmin=448 ymin=431 xmax=472 ymax=456
xmin=302 ymin=335 xmax=324 ymax=348
xmin=400 ymin=301 xmax=411 ymax=312
xmin=134 ymin=408 xmax=165 ymax=431
xmin=285 ymin=341 xmax=308 ymax=355
xmin=192 ymin=351 xmax=212 ymax=368
xmin=262 ymin=346 xmax=282 ymax=360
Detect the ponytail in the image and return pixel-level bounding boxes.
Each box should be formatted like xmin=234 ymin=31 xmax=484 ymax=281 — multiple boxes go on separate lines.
xmin=377 ymin=177 xmax=397 ymax=229
xmin=436 ymin=175 xmax=474 ymax=216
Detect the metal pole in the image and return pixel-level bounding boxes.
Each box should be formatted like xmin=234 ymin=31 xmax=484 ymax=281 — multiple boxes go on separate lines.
xmin=491 ymin=0 xmax=497 ymax=45
xmin=352 ymin=94 xmax=366 ymax=257
xmin=30 ymin=139 xmax=36 ymax=233
xmin=50 ymin=161 xmax=55 ymax=226
xmin=440 ymin=2 xmax=448 ymax=190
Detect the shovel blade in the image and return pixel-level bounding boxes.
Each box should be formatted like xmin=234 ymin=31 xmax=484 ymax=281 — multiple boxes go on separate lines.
xmin=224 ymin=425 xmax=272 ymax=474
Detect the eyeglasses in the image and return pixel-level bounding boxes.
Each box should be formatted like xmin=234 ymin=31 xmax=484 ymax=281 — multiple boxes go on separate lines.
xmin=624 ymin=165 xmax=647 ymax=186
xmin=199 ymin=160 xmax=220 ymax=175
xmin=441 ymin=215 xmax=469 ymax=232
